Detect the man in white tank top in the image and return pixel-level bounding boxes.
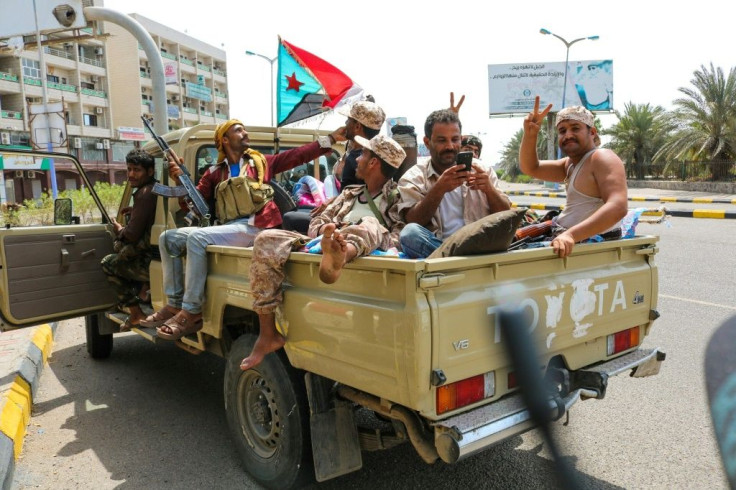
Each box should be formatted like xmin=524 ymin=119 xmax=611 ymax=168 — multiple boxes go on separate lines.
xmin=519 ymin=97 xmax=628 ymax=258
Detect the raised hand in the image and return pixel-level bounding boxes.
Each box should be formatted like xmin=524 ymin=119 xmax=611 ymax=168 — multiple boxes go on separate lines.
xmin=449 ymin=92 xmax=465 ymax=114
xmin=523 ymin=96 xmax=553 ymax=135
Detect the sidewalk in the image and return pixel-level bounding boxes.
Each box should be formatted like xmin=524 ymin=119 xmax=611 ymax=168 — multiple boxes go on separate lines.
xmin=499 ymin=182 xmax=736 ymax=219
xmin=0 ymin=323 xmax=56 ymax=489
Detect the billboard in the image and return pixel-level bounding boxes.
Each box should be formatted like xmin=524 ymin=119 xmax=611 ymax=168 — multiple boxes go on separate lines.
xmin=488 ymin=60 xmax=613 ymax=115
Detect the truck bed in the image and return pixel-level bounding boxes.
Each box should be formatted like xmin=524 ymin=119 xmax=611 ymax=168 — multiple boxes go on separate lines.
xmin=200 ymin=235 xmax=659 ymax=419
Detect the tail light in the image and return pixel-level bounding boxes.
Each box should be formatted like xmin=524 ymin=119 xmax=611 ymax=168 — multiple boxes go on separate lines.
xmin=436 ymin=372 xmax=495 ymax=415
xmin=607 ymin=326 xmax=640 ymax=356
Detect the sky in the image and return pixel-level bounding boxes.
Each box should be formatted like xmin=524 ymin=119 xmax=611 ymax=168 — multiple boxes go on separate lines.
xmin=101 ymin=0 xmax=733 ymax=163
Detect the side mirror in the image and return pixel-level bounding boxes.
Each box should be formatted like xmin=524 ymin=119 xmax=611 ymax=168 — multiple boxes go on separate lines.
xmin=54 ymin=198 xmax=73 ymax=225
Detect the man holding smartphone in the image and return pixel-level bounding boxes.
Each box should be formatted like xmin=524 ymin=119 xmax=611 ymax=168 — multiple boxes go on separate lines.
xmin=397 ymin=109 xmax=510 ymax=258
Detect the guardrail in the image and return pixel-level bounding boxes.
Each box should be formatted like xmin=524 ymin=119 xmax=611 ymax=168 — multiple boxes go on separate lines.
xmin=627 ymin=161 xmax=736 ymax=182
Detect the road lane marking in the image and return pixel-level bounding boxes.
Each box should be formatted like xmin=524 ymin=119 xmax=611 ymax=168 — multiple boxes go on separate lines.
xmin=660 ymin=294 xmax=736 ymax=311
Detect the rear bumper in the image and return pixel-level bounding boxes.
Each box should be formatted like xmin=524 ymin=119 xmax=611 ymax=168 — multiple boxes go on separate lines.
xmin=432 ymin=347 xmax=665 ymax=463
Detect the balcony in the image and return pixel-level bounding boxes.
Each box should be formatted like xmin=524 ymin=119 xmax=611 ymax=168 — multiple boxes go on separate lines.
xmin=213 ymin=68 xmax=226 ymax=77
xmin=44 ymin=46 xmax=75 ymax=61
xmin=180 ymin=57 xmax=194 ymax=66
xmin=1 ymin=110 xmax=22 ymax=120
xmin=216 ymin=113 xmax=228 ymax=120
xmin=196 ymin=64 xmax=211 ymax=73
xmin=80 ymin=88 xmax=107 ymax=98
xmin=201 ymin=110 xmax=213 ymax=117
xmin=24 ymin=77 xmax=42 ymax=86
xmin=80 ymin=56 xmax=104 ymax=68
xmin=47 ymin=81 xmax=77 ymax=93
xmin=0 ymin=72 xmax=20 ymax=94
xmin=161 ymin=51 xmax=176 ymax=60
xmin=182 ymin=107 xmax=198 ymax=114
xmin=0 ymin=72 xmax=18 ymax=82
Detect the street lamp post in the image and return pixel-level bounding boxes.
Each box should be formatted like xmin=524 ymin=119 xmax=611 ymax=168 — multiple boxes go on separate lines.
xmin=539 ymin=29 xmax=599 ymax=111
xmin=245 ymin=50 xmax=277 ymax=127
xmin=539 ymin=28 xmax=599 ymax=161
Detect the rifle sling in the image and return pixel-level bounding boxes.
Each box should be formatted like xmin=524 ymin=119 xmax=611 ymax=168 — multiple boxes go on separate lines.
xmin=362 ymin=187 xmax=388 ymax=228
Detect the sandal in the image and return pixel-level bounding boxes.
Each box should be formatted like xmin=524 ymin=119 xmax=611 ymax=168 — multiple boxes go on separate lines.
xmin=156 ymin=312 xmax=203 ymax=341
xmin=120 ymin=316 xmax=140 ymax=332
xmin=139 ymin=306 xmax=179 ymax=328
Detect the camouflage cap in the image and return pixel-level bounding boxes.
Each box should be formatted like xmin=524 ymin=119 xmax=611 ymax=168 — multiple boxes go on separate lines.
xmin=555 ymin=106 xmax=594 ymax=128
xmin=354 ymin=134 xmax=406 ymax=168
xmin=337 ymin=101 xmax=386 ymax=130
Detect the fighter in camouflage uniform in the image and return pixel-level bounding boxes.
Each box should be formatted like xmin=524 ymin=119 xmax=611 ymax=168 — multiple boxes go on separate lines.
xmin=101 ymin=148 xmax=157 ymax=330
xmin=241 ymin=134 xmax=407 ymax=370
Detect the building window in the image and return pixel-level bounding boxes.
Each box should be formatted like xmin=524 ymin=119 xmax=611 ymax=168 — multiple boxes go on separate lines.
xmin=112 ymin=141 xmax=136 ymax=163
xmin=47 ymin=75 xmax=59 ymax=83
xmin=22 ymin=58 xmax=40 ymax=79
xmin=83 ymin=113 xmax=98 ymax=127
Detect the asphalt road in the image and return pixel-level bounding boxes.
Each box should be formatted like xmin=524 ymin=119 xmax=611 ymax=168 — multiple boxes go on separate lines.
xmin=510 ymin=194 xmax=736 ymax=213
xmin=12 ymin=217 xmax=736 ymax=489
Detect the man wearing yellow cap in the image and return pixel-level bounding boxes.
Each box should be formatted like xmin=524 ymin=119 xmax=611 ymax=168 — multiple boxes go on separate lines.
xmin=141 ymin=119 xmax=346 ymax=340
xmin=520 ymin=96 xmax=628 ymax=258
xmin=240 ymin=134 xmax=406 ymax=370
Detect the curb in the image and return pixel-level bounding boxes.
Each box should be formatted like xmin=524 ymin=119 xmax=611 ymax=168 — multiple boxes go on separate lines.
xmin=511 ymin=203 xmax=736 ymax=219
xmin=0 ymin=323 xmax=57 ymax=489
xmin=505 ymin=190 xmax=736 ymax=205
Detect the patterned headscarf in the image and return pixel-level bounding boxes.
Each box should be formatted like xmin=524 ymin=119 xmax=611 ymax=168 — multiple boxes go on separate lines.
xmin=214 ymin=119 xmax=245 ymax=163
xmin=555 ymin=106 xmax=594 ymax=128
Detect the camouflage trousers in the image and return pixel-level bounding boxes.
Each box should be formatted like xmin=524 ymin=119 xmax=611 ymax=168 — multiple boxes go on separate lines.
xmin=101 ymin=251 xmax=151 ymax=307
xmin=250 ymin=217 xmax=390 ymax=314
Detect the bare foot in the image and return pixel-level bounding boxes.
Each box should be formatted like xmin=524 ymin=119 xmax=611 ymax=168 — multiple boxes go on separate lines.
xmin=319 ymin=224 xmax=348 ymax=284
xmin=240 ymin=334 xmax=286 ymax=370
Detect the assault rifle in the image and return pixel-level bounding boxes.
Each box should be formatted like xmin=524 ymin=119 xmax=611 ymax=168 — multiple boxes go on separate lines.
xmin=141 ymin=116 xmax=211 ymax=226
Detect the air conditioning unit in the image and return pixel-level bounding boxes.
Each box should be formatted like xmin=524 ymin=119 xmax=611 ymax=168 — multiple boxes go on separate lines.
xmin=95 ymin=142 xmax=104 ymax=150
xmin=14 ymin=170 xmax=23 ymax=179
xmin=95 ymin=48 xmax=104 ymax=55
xmin=26 ymin=171 xmax=36 ymax=179
xmin=73 ymin=137 xmax=82 ymax=149
xmin=102 ymin=139 xmax=110 ymax=149
xmin=0 ymin=132 xmax=9 ymax=145
xmin=172 ymin=95 xmax=179 ymax=102
xmin=95 ymin=107 xmax=103 ymax=114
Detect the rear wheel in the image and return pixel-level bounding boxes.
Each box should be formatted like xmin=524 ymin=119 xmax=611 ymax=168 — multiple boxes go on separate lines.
xmin=85 ymin=313 xmax=113 ymax=359
xmin=224 ymin=333 xmax=313 ymax=489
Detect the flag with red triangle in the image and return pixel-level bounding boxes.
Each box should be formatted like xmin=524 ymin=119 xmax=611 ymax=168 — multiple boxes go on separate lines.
xmin=277 ymin=37 xmax=363 ymax=127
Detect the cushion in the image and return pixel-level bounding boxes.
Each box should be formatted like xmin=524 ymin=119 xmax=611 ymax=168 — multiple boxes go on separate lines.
xmin=428 ymin=208 xmax=527 ymax=259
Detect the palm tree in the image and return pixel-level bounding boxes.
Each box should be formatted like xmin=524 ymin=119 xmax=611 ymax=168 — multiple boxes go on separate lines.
xmin=655 ymin=63 xmax=736 ymax=180
xmin=603 ymin=102 xmax=671 ymax=179
xmin=497 ymin=127 xmax=550 ymax=181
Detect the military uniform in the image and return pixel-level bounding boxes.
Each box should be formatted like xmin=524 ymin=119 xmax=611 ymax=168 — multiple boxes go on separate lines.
xmin=102 ymin=180 xmax=157 ymax=307
xmin=250 ymin=134 xmax=406 ymax=315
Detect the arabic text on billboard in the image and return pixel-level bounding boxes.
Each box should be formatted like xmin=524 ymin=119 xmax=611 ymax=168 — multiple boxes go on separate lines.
xmin=487 ymin=60 xmax=613 ymax=115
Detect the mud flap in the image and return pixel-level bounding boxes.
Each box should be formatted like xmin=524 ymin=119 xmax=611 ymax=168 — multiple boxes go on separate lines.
xmin=305 ymin=373 xmax=362 ymax=482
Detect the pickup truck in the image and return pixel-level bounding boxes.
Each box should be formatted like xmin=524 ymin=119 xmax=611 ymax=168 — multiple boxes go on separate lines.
xmin=0 ymin=128 xmax=665 ymax=489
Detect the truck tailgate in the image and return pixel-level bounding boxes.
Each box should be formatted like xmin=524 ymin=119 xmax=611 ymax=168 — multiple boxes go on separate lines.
xmin=423 ymin=236 xmax=658 ymax=415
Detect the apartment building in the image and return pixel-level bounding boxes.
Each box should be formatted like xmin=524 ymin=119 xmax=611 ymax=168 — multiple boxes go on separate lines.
xmin=0 ymin=1 xmax=229 ymax=203
xmin=106 ymin=14 xmax=230 ymax=135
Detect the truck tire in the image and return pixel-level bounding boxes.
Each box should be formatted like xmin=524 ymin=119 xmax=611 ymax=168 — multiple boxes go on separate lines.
xmin=269 ymin=179 xmax=297 ymax=215
xmin=85 ymin=313 xmax=113 ymax=359
xmin=224 ymin=334 xmax=313 ymax=489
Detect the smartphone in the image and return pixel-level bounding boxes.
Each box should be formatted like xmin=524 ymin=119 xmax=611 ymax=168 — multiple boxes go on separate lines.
xmin=456 ymin=151 xmax=474 ymax=170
